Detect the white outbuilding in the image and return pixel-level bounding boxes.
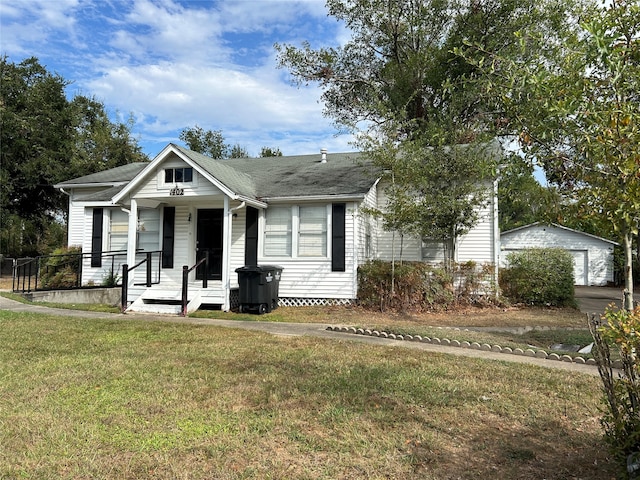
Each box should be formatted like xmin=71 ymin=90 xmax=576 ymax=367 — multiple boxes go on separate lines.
xmin=500 ymin=222 xmax=618 ymax=286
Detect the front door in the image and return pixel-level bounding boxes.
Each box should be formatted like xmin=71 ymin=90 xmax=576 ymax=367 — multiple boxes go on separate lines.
xmin=196 ymin=209 xmax=223 ymax=280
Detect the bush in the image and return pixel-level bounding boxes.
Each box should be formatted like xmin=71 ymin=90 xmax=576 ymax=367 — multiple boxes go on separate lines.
xmin=357 ymin=260 xmax=498 ymax=312
xmin=499 ymin=248 xmax=576 ymax=307
xmin=589 ymin=306 xmax=640 ymax=476
xmin=39 ymin=246 xmax=82 ymax=289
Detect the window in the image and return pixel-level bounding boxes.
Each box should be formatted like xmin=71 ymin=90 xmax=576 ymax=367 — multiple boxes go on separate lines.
xmin=109 ymin=210 xmax=128 ymax=252
xmin=264 ymin=207 xmax=292 ymax=256
xmin=164 ymin=167 xmax=193 ymax=183
xmin=299 ymin=206 xmax=327 ymax=257
xmin=137 ymin=209 xmax=160 ymax=252
xmin=263 ymin=205 xmax=331 ymax=259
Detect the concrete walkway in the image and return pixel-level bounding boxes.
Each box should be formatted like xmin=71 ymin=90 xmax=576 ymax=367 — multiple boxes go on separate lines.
xmin=0 ymin=294 xmax=603 ymax=377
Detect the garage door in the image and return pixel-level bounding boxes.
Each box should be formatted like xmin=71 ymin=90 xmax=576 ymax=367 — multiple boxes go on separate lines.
xmin=570 ymin=250 xmax=588 ymax=286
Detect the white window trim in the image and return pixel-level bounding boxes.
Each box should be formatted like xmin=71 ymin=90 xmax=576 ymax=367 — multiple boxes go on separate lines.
xmin=158 ymin=166 xmax=198 ymax=190
xmin=262 ymin=204 xmax=332 ymax=260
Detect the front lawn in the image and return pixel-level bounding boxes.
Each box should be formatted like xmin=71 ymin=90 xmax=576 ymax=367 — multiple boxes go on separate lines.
xmin=0 ymin=309 xmax=615 ymax=479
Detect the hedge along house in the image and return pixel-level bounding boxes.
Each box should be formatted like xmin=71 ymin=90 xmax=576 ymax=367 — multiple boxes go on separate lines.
xmin=500 ymin=222 xmax=618 ymax=286
xmin=55 ymin=143 xmax=499 ymax=314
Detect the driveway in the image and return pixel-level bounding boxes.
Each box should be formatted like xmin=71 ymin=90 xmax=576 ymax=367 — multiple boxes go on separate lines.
xmin=575 ymin=286 xmax=624 ymax=314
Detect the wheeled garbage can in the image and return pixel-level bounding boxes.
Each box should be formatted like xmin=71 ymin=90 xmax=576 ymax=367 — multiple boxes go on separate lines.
xmin=235 ymin=265 xmax=283 ymax=314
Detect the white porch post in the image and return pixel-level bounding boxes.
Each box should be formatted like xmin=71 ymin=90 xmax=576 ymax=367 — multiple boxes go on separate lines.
xmin=126 ymin=198 xmax=138 ymax=288
xmin=222 ymin=196 xmax=231 ymax=311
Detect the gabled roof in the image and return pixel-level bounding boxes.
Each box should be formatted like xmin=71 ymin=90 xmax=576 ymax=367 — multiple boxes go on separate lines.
xmin=501 ymin=222 xmax=619 ymax=245
xmin=63 ymin=143 xmax=383 ymax=205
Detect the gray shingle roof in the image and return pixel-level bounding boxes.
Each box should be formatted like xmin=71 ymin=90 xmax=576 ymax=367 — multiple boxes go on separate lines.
xmin=55 ymin=162 xmax=148 ymax=186
xmin=172 ymin=144 xmax=380 ymax=200
xmin=57 ymin=145 xmax=381 ymax=203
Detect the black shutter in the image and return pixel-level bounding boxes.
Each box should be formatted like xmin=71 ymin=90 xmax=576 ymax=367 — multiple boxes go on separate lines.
xmin=162 ymin=207 xmax=175 ymax=268
xmin=245 ymin=206 xmax=259 ymax=266
xmin=332 ymin=203 xmax=346 ymax=272
xmin=91 ymin=208 xmax=103 ymax=267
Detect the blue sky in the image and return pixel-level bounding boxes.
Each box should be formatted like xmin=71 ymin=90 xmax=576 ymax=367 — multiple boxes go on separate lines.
xmin=1 ymin=0 xmax=355 ymax=159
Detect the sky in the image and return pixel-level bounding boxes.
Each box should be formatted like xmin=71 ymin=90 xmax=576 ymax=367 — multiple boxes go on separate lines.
xmin=0 ymin=0 xmax=355 ymax=159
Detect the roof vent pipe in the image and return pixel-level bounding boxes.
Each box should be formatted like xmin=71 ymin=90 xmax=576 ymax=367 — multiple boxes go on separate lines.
xmin=321 ymin=148 xmax=327 ymax=163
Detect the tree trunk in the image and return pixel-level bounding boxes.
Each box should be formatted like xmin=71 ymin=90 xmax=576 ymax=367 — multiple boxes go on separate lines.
xmin=624 ymin=230 xmax=634 ymax=311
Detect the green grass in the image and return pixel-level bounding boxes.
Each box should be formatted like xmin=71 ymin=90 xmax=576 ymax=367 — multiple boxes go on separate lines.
xmin=0 ymin=309 xmax=616 ymax=479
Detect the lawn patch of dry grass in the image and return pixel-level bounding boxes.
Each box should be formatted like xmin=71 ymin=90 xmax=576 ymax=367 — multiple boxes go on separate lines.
xmin=0 ymin=309 xmax=615 ymax=479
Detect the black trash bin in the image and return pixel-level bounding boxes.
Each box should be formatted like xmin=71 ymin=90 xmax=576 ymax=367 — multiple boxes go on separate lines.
xmin=235 ymin=265 xmax=283 ymax=314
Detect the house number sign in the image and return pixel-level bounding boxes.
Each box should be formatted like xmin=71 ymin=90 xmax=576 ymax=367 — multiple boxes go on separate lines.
xmin=169 ymin=187 xmax=184 ymax=196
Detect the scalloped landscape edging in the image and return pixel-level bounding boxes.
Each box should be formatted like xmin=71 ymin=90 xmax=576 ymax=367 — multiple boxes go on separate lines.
xmin=325 ymin=325 xmax=621 ymax=368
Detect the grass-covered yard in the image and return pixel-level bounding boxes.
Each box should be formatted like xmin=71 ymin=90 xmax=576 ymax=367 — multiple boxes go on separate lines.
xmin=0 ymin=306 xmax=615 ymax=479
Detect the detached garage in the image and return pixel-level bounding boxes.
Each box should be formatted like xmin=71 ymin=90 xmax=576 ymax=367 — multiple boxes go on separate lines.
xmin=500 ymin=223 xmax=618 ymax=286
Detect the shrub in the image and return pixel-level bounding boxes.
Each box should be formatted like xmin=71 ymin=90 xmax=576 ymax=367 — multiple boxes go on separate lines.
xmin=357 ymin=260 xmax=497 ymax=312
xmin=499 ymin=248 xmax=576 ymax=307
xmin=39 ymin=246 xmax=82 ymax=289
xmin=589 ymin=306 xmax=640 ymax=476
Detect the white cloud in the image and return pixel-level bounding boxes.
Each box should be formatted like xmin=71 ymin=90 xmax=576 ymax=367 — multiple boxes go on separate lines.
xmin=2 ymin=0 xmax=356 ymax=157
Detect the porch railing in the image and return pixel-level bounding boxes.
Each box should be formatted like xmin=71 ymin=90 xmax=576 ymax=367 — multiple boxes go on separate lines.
xmin=181 ymin=251 xmax=209 ymax=316
xmin=12 ymin=250 xmax=130 ymax=293
xmin=120 ymin=251 xmax=163 ymax=312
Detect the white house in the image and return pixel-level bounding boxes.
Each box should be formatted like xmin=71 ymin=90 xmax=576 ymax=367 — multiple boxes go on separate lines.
xmin=55 ymin=143 xmax=499 ymax=313
xmin=500 ymin=222 xmax=618 ymax=286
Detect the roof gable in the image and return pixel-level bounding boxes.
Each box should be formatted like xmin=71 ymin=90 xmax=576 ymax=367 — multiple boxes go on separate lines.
xmin=58 ymin=143 xmax=382 ymax=205
xmin=501 ymin=222 xmax=619 ymax=245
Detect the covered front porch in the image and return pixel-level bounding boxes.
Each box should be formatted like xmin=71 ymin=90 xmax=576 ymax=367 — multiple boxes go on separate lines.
xmin=119 ymin=195 xmax=252 ymax=314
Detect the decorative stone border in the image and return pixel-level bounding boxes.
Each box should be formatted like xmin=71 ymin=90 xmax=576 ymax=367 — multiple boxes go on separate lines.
xmin=325 ymin=325 xmax=623 ymax=369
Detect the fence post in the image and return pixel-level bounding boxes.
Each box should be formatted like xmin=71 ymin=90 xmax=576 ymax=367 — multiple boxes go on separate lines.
xmin=146 ymin=252 xmax=152 ymax=287
xmin=121 ymin=264 xmax=128 ymax=313
xmin=181 ymin=265 xmax=189 ymax=317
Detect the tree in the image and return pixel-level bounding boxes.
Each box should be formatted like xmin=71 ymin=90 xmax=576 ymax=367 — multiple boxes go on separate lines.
xmin=179 ymin=125 xmax=229 ymax=159
xmin=179 ymin=126 xmax=252 ymax=159
xmin=0 ymin=56 xmax=147 ymax=257
xmin=460 ymin=0 xmax=640 ymax=309
xmin=276 ymin=0 xmax=571 ymax=261
xmin=229 ymin=143 xmax=250 ymax=158
xmin=69 ymin=95 xmax=146 ymax=177
xmin=497 ymin=155 xmax=562 ymax=232
xmin=260 ymin=147 xmax=283 ymax=157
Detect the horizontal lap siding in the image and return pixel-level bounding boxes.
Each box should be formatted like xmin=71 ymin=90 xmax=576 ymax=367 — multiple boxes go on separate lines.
xmin=259 ymin=202 xmax=358 ymax=299
xmin=457 ymin=198 xmax=495 ymax=263
xmin=229 ymin=206 xmax=247 ymax=287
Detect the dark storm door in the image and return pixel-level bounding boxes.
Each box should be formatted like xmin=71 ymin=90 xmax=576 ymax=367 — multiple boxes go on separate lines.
xmin=196 ymin=209 xmax=223 ymax=281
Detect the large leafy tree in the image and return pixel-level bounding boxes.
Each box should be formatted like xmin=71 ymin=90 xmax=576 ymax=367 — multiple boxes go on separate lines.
xmin=0 ymin=56 xmax=146 ymax=256
xmin=179 ymin=125 xmax=254 ymax=159
xmin=276 ymin=0 xmax=575 ymax=261
xmin=497 ymin=155 xmax=563 ymax=232
xmin=461 ymin=0 xmax=640 ymax=308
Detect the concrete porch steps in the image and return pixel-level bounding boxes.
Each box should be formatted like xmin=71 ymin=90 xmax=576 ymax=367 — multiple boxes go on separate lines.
xmin=125 ymin=283 xmax=222 ymax=315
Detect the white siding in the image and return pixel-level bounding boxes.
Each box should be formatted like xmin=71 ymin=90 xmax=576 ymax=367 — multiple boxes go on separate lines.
xmin=136 ymin=156 xmax=224 ymax=199
xmin=357 ymin=185 xmax=378 ymax=263
xmin=374 ymin=182 xmax=497 ymax=265
xmin=457 ymin=194 xmax=496 ymax=264
xmin=500 ymin=224 xmax=616 ymax=286
xmin=257 ymin=201 xmax=358 ymax=299
xmin=229 ymin=205 xmax=248 ymax=287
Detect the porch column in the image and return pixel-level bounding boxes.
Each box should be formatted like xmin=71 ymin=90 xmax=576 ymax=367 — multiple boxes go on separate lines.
xmin=126 ymin=198 xmax=138 ymax=287
xmin=222 ymin=196 xmax=231 ymax=311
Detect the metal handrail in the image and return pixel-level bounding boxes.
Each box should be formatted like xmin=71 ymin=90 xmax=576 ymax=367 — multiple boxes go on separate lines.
xmin=121 ymin=251 xmax=163 ymax=312
xmin=12 ymin=250 xmax=128 ymax=293
xmin=181 ymin=252 xmax=209 ymax=316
